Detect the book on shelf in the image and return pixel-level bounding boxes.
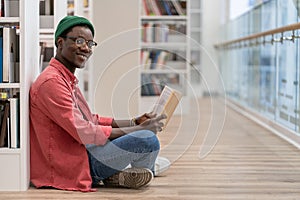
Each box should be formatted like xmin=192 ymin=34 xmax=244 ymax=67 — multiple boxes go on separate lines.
xmin=141 ymin=22 xmax=186 ymax=43
xmin=0 ymin=94 xmax=20 ymax=148
xmin=161 ymin=0 xmax=172 ymax=15
xmin=0 ymin=0 xmax=20 ymax=17
xmin=156 ymin=0 xmax=168 ymax=15
xmin=40 ymin=0 xmax=54 ymax=15
xmin=3 ymin=0 xmax=19 ymax=17
xmin=152 ymin=85 xmax=182 ymax=128
xmin=149 ymin=0 xmax=161 ymax=15
xmin=0 ymin=99 xmax=9 ymax=147
xmin=0 ymin=0 xmax=3 ymax=17
xmin=143 ymin=0 xmax=155 ymax=16
xmin=166 ymin=1 xmax=178 ymax=15
xmin=142 ymin=0 xmax=186 ymax=16
xmin=141 ymin=73 xmax=182 ymax=96
xmin=141 ymin=74 xmax=163 ymax=96
xmin=1 ymin=26 xmax=19 ymax=83
xmin=141 ymin=50 xmax=185 ymax=70
xmin=171 ymin=0 xmax=185 ymax=15
xmin=39 ymin=41 xmax=54 ymax=72
xmin=83 ymin=0 xmax=89 ymax=8
xmin=141 ymin=0 xmax=150 ymax=16
xmin=9 ymin=97 xmax=19 ymax=148
xmin=0 ymin=36 xmax=2 ymax=83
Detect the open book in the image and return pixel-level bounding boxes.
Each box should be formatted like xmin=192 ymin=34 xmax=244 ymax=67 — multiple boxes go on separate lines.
xmin=152 ymin=85 xmax=182 ymax=128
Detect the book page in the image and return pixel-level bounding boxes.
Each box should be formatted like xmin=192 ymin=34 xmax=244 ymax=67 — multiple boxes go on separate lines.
xmin=152 ymin=85 xmax=173 ymax=114
xmin=152 ymin=85 xmax=182 ymax=128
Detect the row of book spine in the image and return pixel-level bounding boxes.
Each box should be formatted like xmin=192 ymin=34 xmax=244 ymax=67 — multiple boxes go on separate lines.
xmin=142 ymin=0 xmax=186 ymax=16
xmin=0 ymin=95 xmax=19 ymax=148
xmin=141 ymin=49 xmax=186 ymax=70
xmin=67 ymin=0 xmax=89 ymax=9
xmin=141 ymin=50 xmax=171 ymax=70
xmin=0 ymin=0 xmax=19 ymax=17
xmin=39 ymin=0 xmax=54 ymax=15
xmin=141 ymin=74 xmax=180 ymax=96
xmin=0 ymin=26 xmax=19 ymax=83
xmin=141 ymin=74 xmax=165 ymax=96
xmin=141 ymin=22 xmax=186 ymax=43
xmin=39 ymin=42 xmax=54 ymax=72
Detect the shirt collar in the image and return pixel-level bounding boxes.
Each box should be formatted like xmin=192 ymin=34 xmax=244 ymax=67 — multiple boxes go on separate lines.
xmin=49 ymin=58 xmax=79 ymax=87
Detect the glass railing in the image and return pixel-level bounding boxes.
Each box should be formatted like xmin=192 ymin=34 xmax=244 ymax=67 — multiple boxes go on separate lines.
xmin=218 ymin=0 xmax=300 ymax=134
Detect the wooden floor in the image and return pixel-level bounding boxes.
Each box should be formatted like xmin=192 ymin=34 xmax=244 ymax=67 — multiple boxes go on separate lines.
xmin=1 ymin=97 xmax=300 ymax=199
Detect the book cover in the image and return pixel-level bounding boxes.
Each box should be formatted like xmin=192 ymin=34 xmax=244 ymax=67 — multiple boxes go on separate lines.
xmin=83 ymin=0 xmax=89 ymax=8
xmin=0 ymin=101 xmax=5 ymax=146
xmin=161 ymin=0 xmax=172 ymax=15
xmin=142 ymin=0 xmax=150 ymax=15
xmin=4 ymin=0 xmax=19 ymax=17
xmin=141 ymin=74 xmax=156 ymax=96
xmin=155 ymin=0 xmax=167 ymax=15
xmin=0 ymin=100 xmax=9 ymax=147
xmin=0 ymin=0 xmax=3 ymax=17
xmin=9 ymin=97 xmax=19 ymax=148
xmin=0 ymin=36 xmax=3 ymax=83
xmin=44 ymin=0 xmax=54 ymax=15
xmin=2 ymin=26 xmax=17 ymax=83
xmin=152 ymin=85 xmax=182 ymax=128
xmin=144 ymin=0 xmax=155 ymax=16
xmin=166 ymin=1 xmax=178 ymax=15
xmin=39 ymin=0 xmax=45 ymax=15
xmin=39 ymin=42 xmax=46 ymax=72
xmin=171 ymin=0 xmax=185 ymax=15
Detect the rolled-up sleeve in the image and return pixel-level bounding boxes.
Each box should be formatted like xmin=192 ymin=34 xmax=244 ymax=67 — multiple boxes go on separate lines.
xmin=98 ymin=115 xmax=113 ymax=126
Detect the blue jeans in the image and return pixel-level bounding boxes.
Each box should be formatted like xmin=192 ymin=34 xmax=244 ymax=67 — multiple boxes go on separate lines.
xmin=86 ymin=130 xmax=160 ymax=185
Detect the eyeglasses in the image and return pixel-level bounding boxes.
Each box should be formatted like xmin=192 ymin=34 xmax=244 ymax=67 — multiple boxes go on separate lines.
xmin=63 ymin=36 xmax=97 ymax=49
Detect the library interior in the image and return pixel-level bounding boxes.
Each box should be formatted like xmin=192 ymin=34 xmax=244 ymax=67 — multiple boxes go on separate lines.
xmin=1 ymin=0 xmax=300 ymax=199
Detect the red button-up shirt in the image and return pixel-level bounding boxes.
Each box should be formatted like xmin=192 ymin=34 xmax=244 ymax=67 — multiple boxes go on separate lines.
xmin=30 ymin=58 xmax=113 ymax=192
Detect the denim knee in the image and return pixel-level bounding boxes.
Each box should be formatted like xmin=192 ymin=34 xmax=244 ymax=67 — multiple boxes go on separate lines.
xmin=133 ymin=130 xmax=160 ymax=152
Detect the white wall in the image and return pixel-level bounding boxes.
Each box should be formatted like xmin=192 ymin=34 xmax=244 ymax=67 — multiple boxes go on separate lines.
xmin=200 ymin=0 xmax=225 ymax=96
xmin=90 ymin=0 xmax=140 ymax=118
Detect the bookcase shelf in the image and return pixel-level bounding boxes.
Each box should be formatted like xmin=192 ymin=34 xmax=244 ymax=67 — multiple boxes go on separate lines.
xmin=0 ymin=0 xmax=39 ymax=191
xmin=139 ymin=0 xmax=190 ymax=114
xmin=141 ymin=43 xmax=187 ymax=50
xmin=189 ymin=0 xmax=202 ymax=86
xmin=141 ymin=69 xmax=187 ymax=74
xmin=0 ymin=17 xmax=20 ymax=23
xmin=0 ymin=148 xmax=21 ymax=154
xmin=39 ymin=28 xmax=55 ymax=34
xmin=0 ymin=83 xmax=20 ymax=88
xmin=141 ymin=15 xmax=187 ymax=20
xmin=39 ymin=0 xmax=69 ymax=72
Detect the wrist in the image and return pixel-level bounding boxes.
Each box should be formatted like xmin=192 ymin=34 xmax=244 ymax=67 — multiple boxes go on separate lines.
xmin=130 ymin=117 xmax=138 ymax=126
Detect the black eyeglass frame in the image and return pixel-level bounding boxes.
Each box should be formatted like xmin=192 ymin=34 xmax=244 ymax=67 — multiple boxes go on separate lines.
xmin=62 ymin=36 xmax=98 ymax=49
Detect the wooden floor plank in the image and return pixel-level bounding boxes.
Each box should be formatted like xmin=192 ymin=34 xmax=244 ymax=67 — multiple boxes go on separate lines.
xmin=1 ymin=97 xmax=300 ymax=199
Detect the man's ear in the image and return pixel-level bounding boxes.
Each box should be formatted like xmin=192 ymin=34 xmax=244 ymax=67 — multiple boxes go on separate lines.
xmin=56 ymin=37 xmax=64 ymax=48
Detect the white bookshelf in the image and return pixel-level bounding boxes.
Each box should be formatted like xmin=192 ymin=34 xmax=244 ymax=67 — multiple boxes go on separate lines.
xmin=39 ymin=0 xmax=67 ymax=71
xmin=139 ymin=0 xmax=190 ymax=114
xmin=40 ymin=0 xmax=67 ymax=40
xmin=0 ymin=0 xmax=39 ymax=191
xmin=67 ymin=0 xmax=92 ymax=104
xmin=189 ymin=0 xmax=202 ymax=86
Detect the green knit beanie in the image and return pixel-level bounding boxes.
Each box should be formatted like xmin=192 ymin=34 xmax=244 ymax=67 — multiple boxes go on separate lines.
xmin=54 ymin=15 xmax=95 ymax=46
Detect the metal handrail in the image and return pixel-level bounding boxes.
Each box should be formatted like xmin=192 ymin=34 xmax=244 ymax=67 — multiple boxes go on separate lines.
xmin=215 ymin=22 xmax=300 ymax=49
